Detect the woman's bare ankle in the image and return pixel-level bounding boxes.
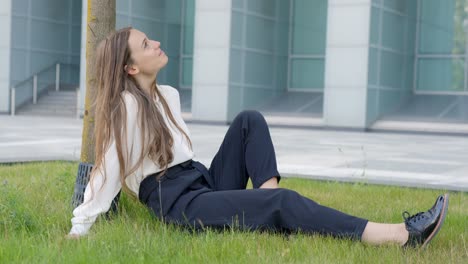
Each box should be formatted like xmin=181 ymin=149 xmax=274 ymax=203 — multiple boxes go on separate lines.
xmin=398 ymin=223 xmax=409 ymax=246
xmin=361 ymin=222 xmax=409 ymax=246
xmin=259 ymin=177 xmax=279 ymax=189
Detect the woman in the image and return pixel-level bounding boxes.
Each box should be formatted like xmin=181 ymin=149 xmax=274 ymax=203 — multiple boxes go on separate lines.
xmin=68 ymin=27 xmax=449 ymax=248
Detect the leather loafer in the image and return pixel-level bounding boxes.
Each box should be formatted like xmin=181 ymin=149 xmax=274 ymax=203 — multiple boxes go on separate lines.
xmin=403 ymin=193 xmax=449 ymax=248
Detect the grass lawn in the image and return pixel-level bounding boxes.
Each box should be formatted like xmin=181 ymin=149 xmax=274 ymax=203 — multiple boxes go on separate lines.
xmin=0 ymin=161 xmax=466 ymax=263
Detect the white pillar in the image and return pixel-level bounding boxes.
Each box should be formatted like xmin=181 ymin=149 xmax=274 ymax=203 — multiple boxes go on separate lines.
xmin=191 ymin=0 xmax=232 ymax=122
xmin=0 ymin=0 xmax=12 ymax=113
xmin=323 ymin=0 xmax=371 ymax=129
xmin=78 ymin=0 xmax=87 ymax=118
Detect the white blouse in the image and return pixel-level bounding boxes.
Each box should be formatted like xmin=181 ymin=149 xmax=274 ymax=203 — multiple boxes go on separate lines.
xmin=69 ymin=85 xmax=194 ymax=236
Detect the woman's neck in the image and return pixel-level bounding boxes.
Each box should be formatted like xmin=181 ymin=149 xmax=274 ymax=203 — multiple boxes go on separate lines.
xmin=135 ymin=74 xmax=157 ymax=97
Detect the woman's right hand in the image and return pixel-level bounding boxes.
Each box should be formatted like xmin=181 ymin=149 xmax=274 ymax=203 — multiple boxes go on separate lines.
xmin=65 ymin=233 xmax=81 ymax=240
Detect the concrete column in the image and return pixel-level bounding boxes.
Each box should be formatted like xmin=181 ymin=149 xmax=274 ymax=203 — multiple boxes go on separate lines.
xmin=323 ymin=0 xmax=371 ymax=129
xmin=0 ymin=0 xmax=12 ymax=114
xmin=191 ymin=0 xmax=232 ymax=122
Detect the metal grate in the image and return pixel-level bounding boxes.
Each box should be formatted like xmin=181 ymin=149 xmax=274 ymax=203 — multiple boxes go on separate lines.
xmin=71 ymin=162 xmax=120 ymax=216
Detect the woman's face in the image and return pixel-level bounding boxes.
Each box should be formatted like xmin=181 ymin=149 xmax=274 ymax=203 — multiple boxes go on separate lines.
xmin=127 ymin=29 xmax=168 ymax=76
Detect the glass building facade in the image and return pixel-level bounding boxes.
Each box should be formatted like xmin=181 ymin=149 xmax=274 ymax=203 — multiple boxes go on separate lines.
xmin=1 ymin=0 xmax=467 ymax=132
xmin=228 ymin=0 xmax=326 ymax=120
xmin=9 ymin=0 xmax=81 ymax=108
xmin=368 ymin=0 xmax=468 ymax=125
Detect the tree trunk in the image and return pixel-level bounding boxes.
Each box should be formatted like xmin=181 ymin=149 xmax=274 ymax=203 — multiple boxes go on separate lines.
xmin=80 ymin=0 xmax=116 ymax=163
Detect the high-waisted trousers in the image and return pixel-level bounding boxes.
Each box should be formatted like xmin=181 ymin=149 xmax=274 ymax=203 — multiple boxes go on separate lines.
xmin=139 ymin=110 xmax=368 ymax=240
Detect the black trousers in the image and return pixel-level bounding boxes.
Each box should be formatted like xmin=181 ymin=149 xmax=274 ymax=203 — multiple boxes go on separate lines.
xmin=139 ymin=110 xmax=368 ymax=240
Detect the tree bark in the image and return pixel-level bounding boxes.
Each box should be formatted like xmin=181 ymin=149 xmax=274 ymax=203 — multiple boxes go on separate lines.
xmin=80 ymin=0 xmax=116 ymax=163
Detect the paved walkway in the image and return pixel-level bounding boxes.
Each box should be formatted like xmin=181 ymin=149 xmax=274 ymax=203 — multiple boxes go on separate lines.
xmin=0 ymin=115 xmax=467 ymax=191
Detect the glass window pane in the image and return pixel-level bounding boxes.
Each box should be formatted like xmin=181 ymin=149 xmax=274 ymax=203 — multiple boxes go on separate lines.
xmin=232 ymin=0 xmax=243 ymax=9
xmin=292 ymin=0 xmax=327 ymax=55
xmin=370 ymin=6 xmax=380 ymax=45
xmin=368 ymin=48 xmax=379 ymax=86
xmin=290 ymin=59 xmax=324 ymax=89
xmin=247 ymin=0 xmax=276 ymax=18
xmin=131 ymin=0 xmax=166 ymax=20
xmin=380 ymin=50 xmax=404 ymax=89
xmin=379 ymin=89 xmax=403 ymax=114
xmin=231 ymin=11 xmax=243 ymax=46
xmin=381 ymin=10 xmax=404 ymax=52
xmin=166 ymin=24 xmax=181 ymax=55
xmin=244 ymin=51 xmax=273 ymax=86
xmin=246 ymin=15 xmax=274 ymax=52
xmin=229 ymin=49 xmax=242 ymax=83
xmin=183 ymin=0 xmax=195 ymax=55
xmin=419 ymin=0 xmax=464 ymax=54
xmin=383 ymin=0 xmax=407 ymax=13
xmin=417 ymin=59 xmax=465 ymax=92
xmin=243 ymin=88 xmax=275 ymax=108
xmin=366 ymin=88 xmax=379 ymax=123
xmin=182 ymin=58 xmax=192 ymax=87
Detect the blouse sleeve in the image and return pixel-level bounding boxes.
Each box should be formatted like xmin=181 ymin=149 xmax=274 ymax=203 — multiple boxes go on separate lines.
xmin=69 ymin=93 xmax=139 ymax=236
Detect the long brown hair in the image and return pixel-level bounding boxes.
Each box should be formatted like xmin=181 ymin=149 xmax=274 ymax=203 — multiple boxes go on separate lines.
xmin=89 ymin=27 xmax=192 ymax=197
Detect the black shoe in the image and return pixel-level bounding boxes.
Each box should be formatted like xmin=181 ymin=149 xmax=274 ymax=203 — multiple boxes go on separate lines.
xmin=403 ymin=193 xmax=449 ymax=249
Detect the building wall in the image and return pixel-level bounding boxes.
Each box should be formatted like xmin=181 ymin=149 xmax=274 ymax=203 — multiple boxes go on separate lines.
xmin=416 ymin=0 xmax=465 ymax=93
xmin=227 ymin=0 xmax=289 ymax=120
xmin=116 ymin=0 xmax=181 ymax=87
xmin=0 ymin=0 xmax=12 ymax=113
xmin=7 ymin=0 xmax=464 ymax=127
xmin=289 ymin=0 xmax=327 ymax=92
xmin=79 ymin=0 xmax=195 ymax=114
xmin=116 ymin=0 xmax=194 ymax=89
xmin=323 ymin=0 xmax=372 ymax=129
xmin=365 ymin=0 xmax=467 ymax=125
xmin=366 ymin=0 xmax=417 ymax=124
xmin=191 ymin=0 xmax=232 ymax=121
xmin=10 ymin=0 xmax=81 ymax=109
xmin=180 ymin=0 xmax=195 ymax=89
xmin=226 ymin=0 xmax=328 ymax=121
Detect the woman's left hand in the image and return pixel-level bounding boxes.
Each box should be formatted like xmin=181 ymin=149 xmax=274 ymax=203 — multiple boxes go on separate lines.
xmin=65 ymin=233 xmax=81 ymax=240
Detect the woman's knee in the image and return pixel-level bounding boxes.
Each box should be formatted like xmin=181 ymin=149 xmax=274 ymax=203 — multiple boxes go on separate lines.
xmin=235 ymin=110 xmax=266 ymax=125
xmin=270 ymin=189 xmax=301 ymax=207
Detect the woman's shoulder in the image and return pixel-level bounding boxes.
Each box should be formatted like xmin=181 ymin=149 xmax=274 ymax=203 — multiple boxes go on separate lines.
xmin=121 ymin=90 xmax=137 ymax=103
xmin=121 ymin=91 xmax=139 ymax=113
xmin=120 ymin=85 xmax=180 ymax=107
xmin=158 ymin=85 xmax=180 ymax=98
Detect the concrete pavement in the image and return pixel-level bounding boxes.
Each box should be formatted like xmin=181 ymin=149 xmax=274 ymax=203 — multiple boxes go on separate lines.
xmin=0 ymin=115 xmax=467 ymax=191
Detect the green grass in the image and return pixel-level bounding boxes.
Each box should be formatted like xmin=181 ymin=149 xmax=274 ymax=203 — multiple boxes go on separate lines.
xmin=0 ymin=161 xmax=467 ymax=263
